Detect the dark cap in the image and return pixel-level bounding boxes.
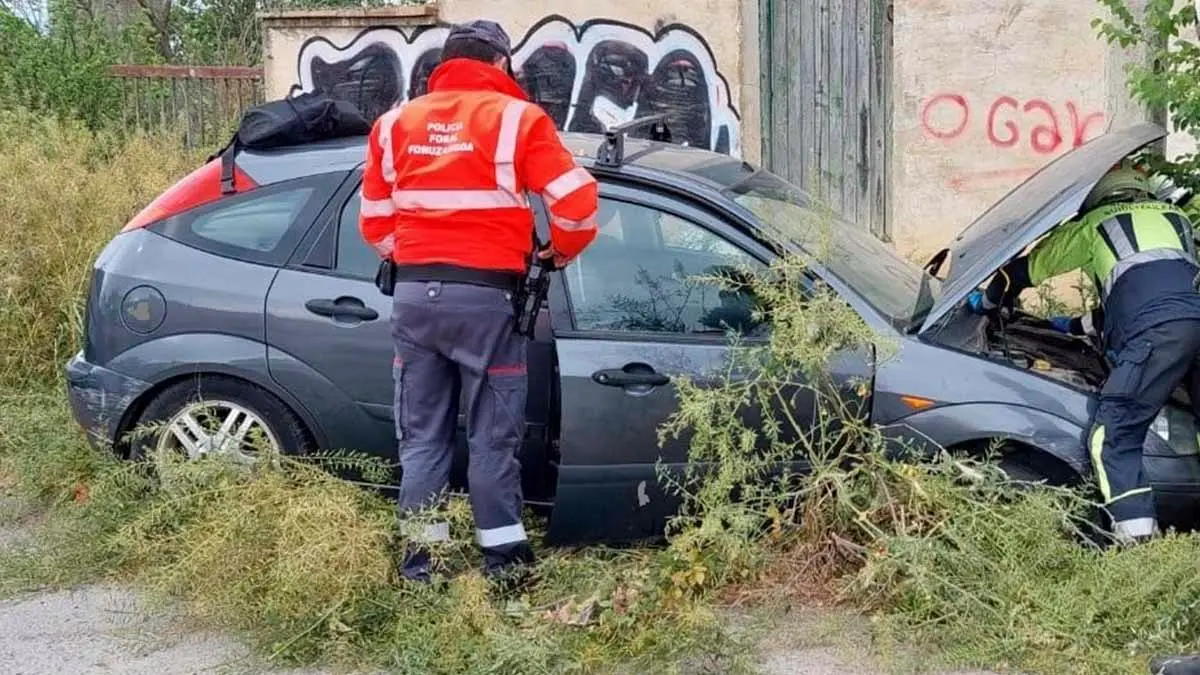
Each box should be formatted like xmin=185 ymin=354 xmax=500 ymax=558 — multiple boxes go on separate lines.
xmin=445 ymin=19 xmax=512 ymax=57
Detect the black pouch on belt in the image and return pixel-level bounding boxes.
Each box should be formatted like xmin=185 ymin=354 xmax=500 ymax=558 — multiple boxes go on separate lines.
xmin=514 ymin=233 xmax=558 ymax=336
xmin=374 ymin=258 xmax=397 ymax=297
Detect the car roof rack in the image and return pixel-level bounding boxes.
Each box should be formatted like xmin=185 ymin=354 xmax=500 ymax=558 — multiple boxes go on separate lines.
xmin=594 ymin=114 xmax=673 ymax=168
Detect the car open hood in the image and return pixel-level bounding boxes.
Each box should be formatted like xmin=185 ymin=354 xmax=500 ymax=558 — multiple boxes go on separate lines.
xmin=917 ymin=122 xmax=1168 ymax=334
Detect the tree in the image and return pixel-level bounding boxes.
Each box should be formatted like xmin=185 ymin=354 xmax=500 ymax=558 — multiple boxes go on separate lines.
xmin=1095 ymin=0 xmax=1200 ymax=189
xmin=0 ymin=6 xmax=126 ymax=127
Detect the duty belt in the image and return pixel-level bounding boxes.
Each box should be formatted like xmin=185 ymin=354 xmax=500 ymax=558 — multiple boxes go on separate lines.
xmin=391 ymin=263 xmax=523 ymax=293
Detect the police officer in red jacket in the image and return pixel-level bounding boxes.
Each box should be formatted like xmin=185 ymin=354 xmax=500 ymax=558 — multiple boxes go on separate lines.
xmin=359 ymin=20 xmax=599 ymax=584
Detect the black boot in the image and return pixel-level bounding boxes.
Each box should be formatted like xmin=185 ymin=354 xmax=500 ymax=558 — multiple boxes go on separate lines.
xmin=483 ymin=542 xmax=537 ymax=595
xmin=397 ymin=545 xmax=433 ymax=585
xmin=1151 ymin=654 xmax=1200 ymax=674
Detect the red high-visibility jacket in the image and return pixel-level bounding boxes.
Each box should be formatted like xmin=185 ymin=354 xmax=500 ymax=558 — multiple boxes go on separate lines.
xmin=358 ymin=57 xmax=599 ymax=276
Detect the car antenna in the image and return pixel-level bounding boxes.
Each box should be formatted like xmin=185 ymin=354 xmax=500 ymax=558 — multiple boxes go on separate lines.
xmin=595 ymin=114 xmax=673 ymax=168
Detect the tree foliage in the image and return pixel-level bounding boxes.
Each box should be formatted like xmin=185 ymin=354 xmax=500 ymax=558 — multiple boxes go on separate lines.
xmin=0 ymin=0 xmax=401 ymax=129
xmin=1094 ymin=0 xmax=1200 ymax=188
xmin=0 ymin=7 xmax=126 ymax=127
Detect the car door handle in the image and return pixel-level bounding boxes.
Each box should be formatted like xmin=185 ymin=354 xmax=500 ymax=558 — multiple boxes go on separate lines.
xmin=591 ymin=367 xmax=670 ymax=388
xmin=304 ymin=297 xmax=379 ymax=321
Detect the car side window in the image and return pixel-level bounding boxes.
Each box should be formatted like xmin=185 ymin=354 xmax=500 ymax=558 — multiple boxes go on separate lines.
xmin=155 ymin=173 xmax=341 ymax=267
xmin=335 ymin=187 xmax=382 ymax=279
xmin=564 ymin=197 xmax=767 ymax=335
xmin=189 ymin=187 xmax=313 ymax=253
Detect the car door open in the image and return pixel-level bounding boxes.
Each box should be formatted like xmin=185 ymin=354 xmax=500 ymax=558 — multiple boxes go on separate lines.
xmin=543 ymin=181 xmax=878 ymax=545
xmin=545 ymin=183 xmax=774 ymax=545
xmin=267 ymin=178 xmax=561 ymax=502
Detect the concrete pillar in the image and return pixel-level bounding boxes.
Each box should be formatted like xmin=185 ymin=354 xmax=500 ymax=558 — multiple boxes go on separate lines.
xmin=1103 ymin=0 xmax=1165 ymax=151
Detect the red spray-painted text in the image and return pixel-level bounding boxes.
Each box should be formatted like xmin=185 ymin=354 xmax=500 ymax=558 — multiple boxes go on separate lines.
xmin=920 ymin=94 xmax=1105 ymax=154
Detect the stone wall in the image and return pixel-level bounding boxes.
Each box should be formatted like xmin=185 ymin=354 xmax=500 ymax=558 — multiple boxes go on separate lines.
xmin=261 ymin=0 xmax=1187 ymax=268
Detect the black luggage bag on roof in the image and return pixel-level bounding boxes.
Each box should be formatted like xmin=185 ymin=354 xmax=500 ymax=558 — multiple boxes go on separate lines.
xmin=211 ymin=90 xmax=372 ymax=194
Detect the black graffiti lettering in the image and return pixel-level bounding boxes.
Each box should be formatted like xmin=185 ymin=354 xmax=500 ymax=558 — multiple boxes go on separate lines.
xmin=308 ymin=42 xmax=404 ymax=123
xmin=637 ymin=51 xmax=711 ymax=150
xmin=568 ymin=41 xmax=649 ymax=136
xmin=515 ymin=44 xmax=575 ymax=128
xmin=290 ymin=14 xmax=741 ymax=157
xmin=409 ymin=47 xmax=442 ymax=100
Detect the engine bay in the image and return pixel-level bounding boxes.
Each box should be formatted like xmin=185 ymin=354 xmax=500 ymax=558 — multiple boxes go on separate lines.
xmin=928 ymin=306 xmax=1108 ymax=391
xmin=985 ymin=312 xmax=1108 ymax=390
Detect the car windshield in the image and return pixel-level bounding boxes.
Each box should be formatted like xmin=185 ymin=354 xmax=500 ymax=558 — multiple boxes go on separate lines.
xmin=723 ymin=169 xmax=941 ymax=331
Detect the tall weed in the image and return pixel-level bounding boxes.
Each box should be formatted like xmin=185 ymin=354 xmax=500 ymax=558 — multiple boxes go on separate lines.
xmin=656 ymin=253 xmax=1200 ymax=675
xmin=5 ymin=121 xmax=1200 ymax=675
xmin=0 ymin=394 xmax=744 ymax=673
xmin=0 ymin=110 xmax=200 ymax=389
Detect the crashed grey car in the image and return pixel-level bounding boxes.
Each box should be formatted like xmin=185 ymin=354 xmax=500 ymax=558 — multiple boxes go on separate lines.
xmin=64 ymin=121 xmax=1199 ymax=545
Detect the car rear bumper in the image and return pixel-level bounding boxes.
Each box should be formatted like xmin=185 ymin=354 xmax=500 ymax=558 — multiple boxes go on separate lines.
xmin=64 ymin=351 xmax=151 ymax=451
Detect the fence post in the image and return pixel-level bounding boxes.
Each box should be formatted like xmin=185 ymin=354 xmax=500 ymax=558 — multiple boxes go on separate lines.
xmin=107 ymin=65 xmax=264 ymax=147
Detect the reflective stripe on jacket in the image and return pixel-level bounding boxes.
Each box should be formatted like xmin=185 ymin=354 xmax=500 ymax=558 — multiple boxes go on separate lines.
xmin=1028 ymin=200 xmax=1195 ymax=294
xmin=358 ymin=58 xmax=599 ymax=275
xmin=1027 ymin=199 xmax=1200 ymax=350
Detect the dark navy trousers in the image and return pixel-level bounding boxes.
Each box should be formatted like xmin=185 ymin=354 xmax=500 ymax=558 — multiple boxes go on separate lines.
xmin=390 ymin=280 xmax=534 ymax=579
xmin=1090 ymin=318 xmax=1200 ymax=541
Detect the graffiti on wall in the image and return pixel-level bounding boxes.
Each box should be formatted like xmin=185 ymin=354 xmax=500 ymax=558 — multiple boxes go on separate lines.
xmin=920 ymin=93 xmax=1106 ymax=155
xmin=290 ymin=15 xmax=741 ymax=156
xmin=918 ymin=93 xmax=1107 ymax=190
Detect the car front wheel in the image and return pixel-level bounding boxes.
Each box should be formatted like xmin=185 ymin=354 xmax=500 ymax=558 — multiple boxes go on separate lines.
xmin=130 ymin=375 xmax=309 ymax=463
xmin=995 ymin=448 xmax=1108 ymax=547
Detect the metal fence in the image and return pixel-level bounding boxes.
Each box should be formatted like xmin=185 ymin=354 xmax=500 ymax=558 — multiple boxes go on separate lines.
xmin=109 ymin=65 xmax=265 ymax=149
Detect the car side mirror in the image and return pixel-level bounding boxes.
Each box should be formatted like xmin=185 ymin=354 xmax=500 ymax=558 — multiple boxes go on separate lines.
xmin=924 ymin=248 xmax=949 ymax=278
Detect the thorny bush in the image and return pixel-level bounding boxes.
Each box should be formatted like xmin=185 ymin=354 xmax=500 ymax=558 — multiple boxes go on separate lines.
xmin=6 ymin=121 xmax=1200 ymax=675
xmin=654 ymin=239 xmax=1200 ymax=675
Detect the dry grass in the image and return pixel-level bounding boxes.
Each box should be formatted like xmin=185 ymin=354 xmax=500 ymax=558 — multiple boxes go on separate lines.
xmin=0 ymin=110 xmax=202 ymax=389
xmin=0 ymin=393 xmax=747 ymax=674
xmin=5 ymin=111 xmax=1200 ymax=675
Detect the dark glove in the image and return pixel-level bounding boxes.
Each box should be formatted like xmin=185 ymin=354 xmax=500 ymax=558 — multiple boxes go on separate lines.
xmin=1048 ymin=316 xmax=1073 ymax=334
xmin=535 ymin=245 xmax=567 ymax=270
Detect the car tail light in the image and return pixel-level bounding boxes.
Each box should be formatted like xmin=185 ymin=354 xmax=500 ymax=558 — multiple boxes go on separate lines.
xmin=121 ymin=158 xmax=258 ymax=232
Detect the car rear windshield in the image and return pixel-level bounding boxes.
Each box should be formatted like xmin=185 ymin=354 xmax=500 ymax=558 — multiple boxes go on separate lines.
xmin=723 ymin=170 xmax=941 ymax=331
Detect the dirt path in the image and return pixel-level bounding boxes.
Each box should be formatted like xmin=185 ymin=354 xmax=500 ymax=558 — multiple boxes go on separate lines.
xmin=0 ymin=584 xmax=337 ymax=675
xmin=0 ymin=510 xmax=1002 ymax=675
xmin=0 ymin=586 xmax=1004 ymax=675
xmin=738 ymin=608 xmax=1008 ymax=675
xmin=0 ymin=507 xmax=333 ymax=675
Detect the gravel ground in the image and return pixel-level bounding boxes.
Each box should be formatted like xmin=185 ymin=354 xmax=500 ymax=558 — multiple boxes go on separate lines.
xmin=0 ymin=585 xmax=1005 ymax=675
xmin=0 ymin=509 xmax=333 ymax=675
xmin=739 ymin=608 xmax=1008 ymax=675
xmin=0 ymin=509 xmax=1003 ymax=675
xmin=0 ymin=584 xmax=336 ymax=675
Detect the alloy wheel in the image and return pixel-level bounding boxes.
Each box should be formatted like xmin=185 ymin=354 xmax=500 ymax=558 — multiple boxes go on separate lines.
xmin=155 ymin=399 xmax=280 ymax=464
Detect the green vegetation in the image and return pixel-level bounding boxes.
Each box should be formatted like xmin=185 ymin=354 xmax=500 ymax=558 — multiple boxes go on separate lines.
xmin=4 ymin=115 xmax=1200 ymax=674
xmin=1095 ymin=0 xmax=1200 ymax=188
xmin=1 ymin=397 xmax=747 ymax=673
xmin=0 ymin=0 xmax=407 ymax=132
xmin=13 ymin=371 xmax=1200 ymax=674
xmin=0 ymin=110 xmax=201 ymax=389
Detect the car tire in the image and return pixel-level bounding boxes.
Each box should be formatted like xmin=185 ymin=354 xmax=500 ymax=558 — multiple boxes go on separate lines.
xmin=995 ymin=454 xmax=1052 ymax=485
xmin=995 ymin=450 xmax=1109 ymax=548
xmin=129 ymin=375 xmax=310 ymax=463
